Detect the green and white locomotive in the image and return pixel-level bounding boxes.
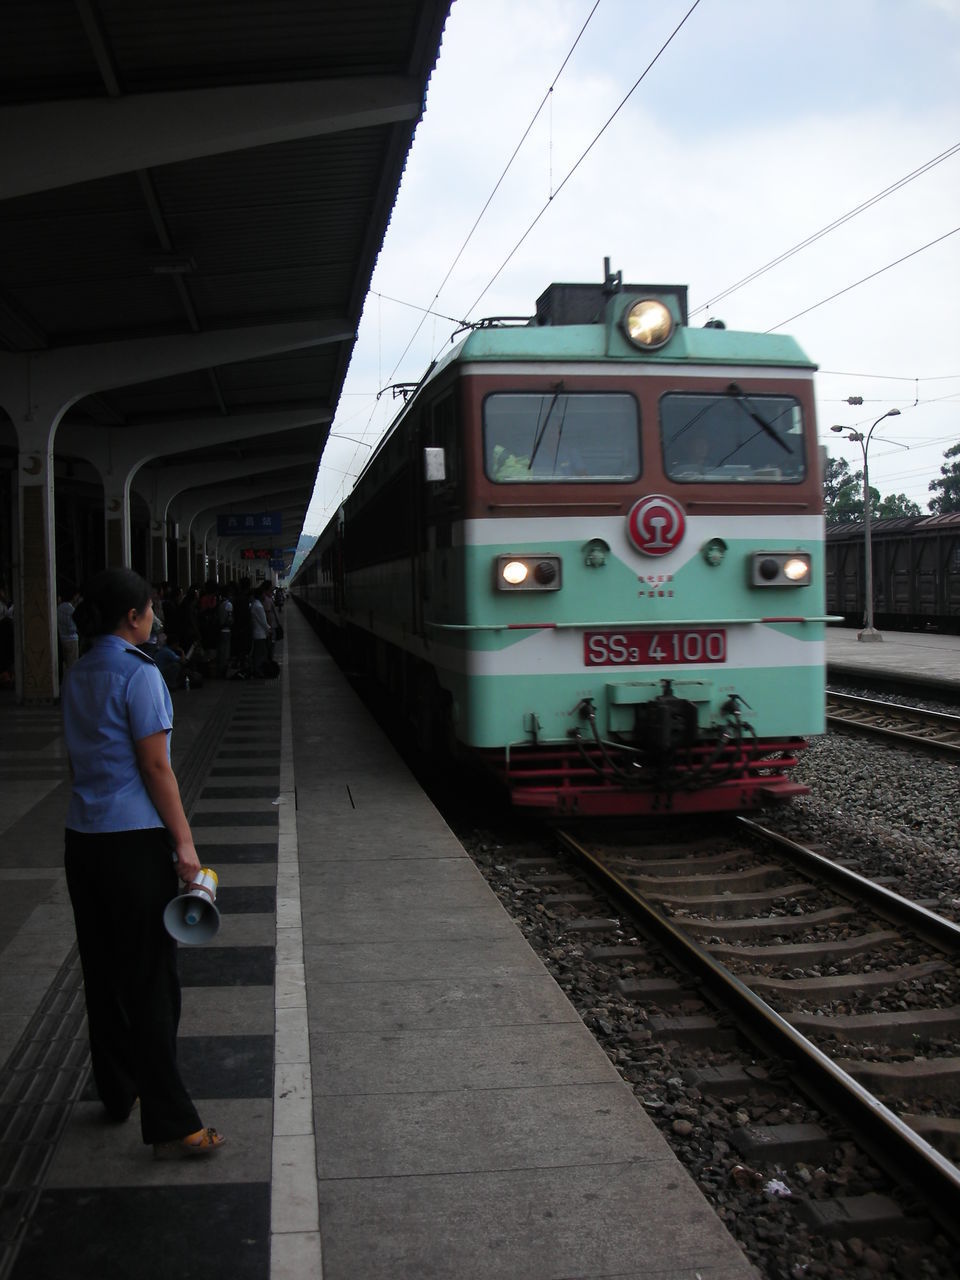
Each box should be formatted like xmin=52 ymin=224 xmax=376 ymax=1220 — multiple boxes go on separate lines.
xmin=296 ymin=266 xmax=827 ymax=816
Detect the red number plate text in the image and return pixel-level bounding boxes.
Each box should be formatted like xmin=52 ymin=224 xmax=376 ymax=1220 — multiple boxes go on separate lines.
xmin=584 ymin=628 xmax=727 ymax=667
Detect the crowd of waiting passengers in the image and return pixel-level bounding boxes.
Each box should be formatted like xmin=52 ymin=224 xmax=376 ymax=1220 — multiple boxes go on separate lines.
xmin=50 ymin=578 xmax=285 ymax=690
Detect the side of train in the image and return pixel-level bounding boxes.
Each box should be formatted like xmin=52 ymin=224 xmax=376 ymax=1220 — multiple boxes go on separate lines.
xmin=826 ymin=514 xmax=960 ymax=633
xmin=295 ymin=271 xmax=830 ymax=816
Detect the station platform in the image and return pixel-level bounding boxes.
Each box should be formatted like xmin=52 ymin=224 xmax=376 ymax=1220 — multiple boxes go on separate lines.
xmin=0 ymin=605 xmax=757 ymax=1280
xmin=826 ymin=625 xmax=960 ymax=696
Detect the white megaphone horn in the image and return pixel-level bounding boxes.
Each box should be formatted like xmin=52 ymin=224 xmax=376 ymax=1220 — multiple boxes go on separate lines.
xmin=164 ymin=868 xmax=221 ymax=945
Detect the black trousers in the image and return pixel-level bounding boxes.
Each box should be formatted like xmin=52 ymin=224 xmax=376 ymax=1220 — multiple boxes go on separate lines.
xmin=64 ymin=828 xmax=202 ymax=1145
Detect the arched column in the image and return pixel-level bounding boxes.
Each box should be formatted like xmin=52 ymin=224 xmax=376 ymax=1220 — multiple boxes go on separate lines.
xmin=58 ymin=398 xmax=333 ymax=572
xmin=0 ymin=326 xmax=343 ymax=701
xmin=0 ymin=353 xmax=82 ymax=701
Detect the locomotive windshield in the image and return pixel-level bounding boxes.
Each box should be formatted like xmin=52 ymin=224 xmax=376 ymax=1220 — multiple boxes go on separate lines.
xmin=483 ymin=392 xmax=640 ymax=482
xmin=661 ymin=391 xmax=805 ymax=482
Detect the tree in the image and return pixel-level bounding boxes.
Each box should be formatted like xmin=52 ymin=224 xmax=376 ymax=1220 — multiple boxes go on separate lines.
xmin=877 ymin=493 xmax=921 ymax=518
xmin=928 ymin=441 xmax=960 ymax=514
xmin=824 ymin=454 xmax=921 ymax=524
xmin=824 ymin=456 xmax=861 ymax=525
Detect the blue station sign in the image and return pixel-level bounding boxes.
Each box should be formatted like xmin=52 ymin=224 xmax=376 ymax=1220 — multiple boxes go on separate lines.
xmin=217 ymin=511 xmax=282 ymax=536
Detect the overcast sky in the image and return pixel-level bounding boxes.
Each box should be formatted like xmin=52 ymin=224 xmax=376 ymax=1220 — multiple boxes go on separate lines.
xmin=300 ymin=0 xmax=960 ymax=545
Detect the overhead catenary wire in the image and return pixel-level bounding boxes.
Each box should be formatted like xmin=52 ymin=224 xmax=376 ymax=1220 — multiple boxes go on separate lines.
xmin=766 ymin=225 xmax=960 ymax=332
xmin=462 ymin=0 xmax=704 ymax=324
xmin=319 ymin=0 xmax=604 ymax=518
xmin=691 ymin=142 xmax=960 ymax=318
xmin=370 ymin=289 xmax=464 ymax=327
xmin=383 ymin=0 xmax=602 ymax=384
xmin=819 ymin=369 xmax=960 ymax=383
xmin=375 ymin=0 xmax=704 ymax=369
xmin=306 ymin=8 xmax=957 ymax=538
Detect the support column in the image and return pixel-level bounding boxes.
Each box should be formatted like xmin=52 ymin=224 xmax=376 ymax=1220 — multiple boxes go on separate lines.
xmin=0 ymin=330 xmax=339 ymax=702
xmin=131 ymin=460 xmax=313 ymax=596
xmin=0 ymin=346 xmax=72 ymax=702
xmin=165 ymin=522 xmax=178 ymax=586
xmin=15 ymin=420 xmax=59 ymax=701
xmin=60 ymin=411 xmax=326 ymax=580
xmin=104 ymin=476 xmax=130 ymax=568
xmin=150 ymin=519 xmax=167 ymax=583
xmin=202 ymin=519 xmax=221 ymax=584
xmin=177 ymin=533 xmax=192 ymax=590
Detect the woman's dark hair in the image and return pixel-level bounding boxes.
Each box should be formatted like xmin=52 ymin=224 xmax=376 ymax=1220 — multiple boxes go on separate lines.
xmin=73 ymin=568 xmax=152 ymax=639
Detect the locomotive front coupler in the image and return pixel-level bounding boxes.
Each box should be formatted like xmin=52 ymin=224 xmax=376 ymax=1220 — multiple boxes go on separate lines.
xmin=573 ymin=686 xmax=699 ymax=754
xmin=632 ymin=679 xmax=699 ymax=753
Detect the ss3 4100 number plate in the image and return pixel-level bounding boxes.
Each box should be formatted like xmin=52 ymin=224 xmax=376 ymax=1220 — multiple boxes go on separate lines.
xmin=583 ymin=628 xmax=727 ymax=667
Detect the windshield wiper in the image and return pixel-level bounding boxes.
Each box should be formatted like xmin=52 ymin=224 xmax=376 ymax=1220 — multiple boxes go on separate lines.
xmin=726 ymin=383 xmax=793 ymax=454
xmin=550 ymin=397 xmax=572 ymax=472
xmin=528 ymin=381 xmax=565 ymax=470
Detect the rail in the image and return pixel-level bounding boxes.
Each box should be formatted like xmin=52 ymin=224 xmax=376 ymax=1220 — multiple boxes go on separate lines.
xmin=555 ymin=821 xmax=960 ymax=1239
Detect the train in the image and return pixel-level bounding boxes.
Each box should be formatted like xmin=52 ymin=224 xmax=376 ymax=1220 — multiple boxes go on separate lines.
xmin=293 ymin=266 xmax=830 ymax=817
xmin=826 ymin=514 xmax=960 ymax=634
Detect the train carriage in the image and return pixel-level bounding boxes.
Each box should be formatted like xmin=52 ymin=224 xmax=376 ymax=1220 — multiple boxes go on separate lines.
xmin=826 ymin=514 xmax=960 ymax=633
xmin=296 ymin=268 xmax=829 ymax=816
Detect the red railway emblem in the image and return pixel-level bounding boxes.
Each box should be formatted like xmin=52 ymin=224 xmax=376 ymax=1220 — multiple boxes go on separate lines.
xmin=627 ymin=495 xmax=686 ymax=556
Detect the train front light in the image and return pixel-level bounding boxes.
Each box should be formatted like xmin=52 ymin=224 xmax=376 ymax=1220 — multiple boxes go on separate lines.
xmin=750 ymin=551 xmax=811 ymax=587
xmin=622 ymin=298 xmax=674 ymax=350
xmin=502 ymin=560 xmax=528 ymax=585
xmin=783 ymin=557 xmax=811 ymax=583
xmin=496 ymin=554 xmax=562 ymax=591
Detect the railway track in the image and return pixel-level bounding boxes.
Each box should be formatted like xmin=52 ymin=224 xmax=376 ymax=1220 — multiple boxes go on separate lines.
xmin=541 ymin=816 xmax=960 ymax=1244
xmin=826 ymin=690 xmax=960 ymax=757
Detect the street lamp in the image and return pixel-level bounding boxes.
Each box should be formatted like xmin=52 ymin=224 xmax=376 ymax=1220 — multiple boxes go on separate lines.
xmin=830 ymin=408 xmax=901 ymax=642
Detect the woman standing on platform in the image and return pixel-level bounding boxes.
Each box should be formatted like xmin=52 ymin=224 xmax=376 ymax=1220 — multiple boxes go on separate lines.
xmin=61 ymin=568 xmax=225 ymax=1159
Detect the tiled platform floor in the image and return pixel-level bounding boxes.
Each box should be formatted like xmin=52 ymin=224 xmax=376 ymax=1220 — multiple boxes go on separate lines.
xmin=1 ymin=612 xmax=758 ymax=1280
xmin=1 ymin=677 xmax=287 ymax=1279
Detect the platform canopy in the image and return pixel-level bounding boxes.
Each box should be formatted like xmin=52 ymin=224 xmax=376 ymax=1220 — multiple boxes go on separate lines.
xmin=0 ymin=0 xmax=451 ymax=569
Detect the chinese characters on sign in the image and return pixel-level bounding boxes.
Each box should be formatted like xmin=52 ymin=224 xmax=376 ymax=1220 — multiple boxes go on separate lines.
xmin=216 ymin=511 xmax=282 ymax=536
xmin=638 ymin=572 xmax=674 ymax=599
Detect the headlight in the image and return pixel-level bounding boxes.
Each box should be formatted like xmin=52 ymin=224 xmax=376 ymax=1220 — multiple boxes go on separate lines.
xmin=622 ymin=298 xmax=674 ymax=350
xmin=750 ymin=551 xmax=811 ymax=587
xmin=502 ymin=560 xmax=528 ymax=585
xmin=496 ymin=554 xmax=562 ymax=591
xmin=783 ymin=557 xmax=810 ymax=583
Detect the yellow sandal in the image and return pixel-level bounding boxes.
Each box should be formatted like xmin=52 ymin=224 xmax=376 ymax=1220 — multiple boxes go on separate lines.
xmin=153 ymin=1127 xmax=226 ymax=1159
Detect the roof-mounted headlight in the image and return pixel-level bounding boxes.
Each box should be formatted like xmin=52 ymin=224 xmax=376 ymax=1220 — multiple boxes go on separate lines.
xmin=622 ymin=298 xmax=674 ymax=350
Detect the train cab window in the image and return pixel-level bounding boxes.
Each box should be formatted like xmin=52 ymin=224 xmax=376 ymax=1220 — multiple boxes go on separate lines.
xmin=483 ymin=392 xmax=640 ymax=482
xmin=422 ymin=393 xmax=461 ymax=515
xmin=431 ymin=395 xmax=459 ymax=486
xmin=661 ymin=391 xmax=806 ymax=482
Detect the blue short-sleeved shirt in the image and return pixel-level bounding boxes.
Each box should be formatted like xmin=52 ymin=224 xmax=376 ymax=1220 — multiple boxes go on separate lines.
xmin=62 ymin=634 xmax=174 ymax=832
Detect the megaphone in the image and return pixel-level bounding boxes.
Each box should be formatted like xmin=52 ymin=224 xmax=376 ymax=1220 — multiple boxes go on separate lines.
xmin=164 ymin=868 xmax=220 ymax=945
